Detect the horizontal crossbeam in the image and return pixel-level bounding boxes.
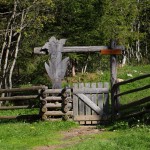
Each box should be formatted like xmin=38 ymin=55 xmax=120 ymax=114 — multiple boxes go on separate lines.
xmin=34 ymin=46 xmax=124 ymax=54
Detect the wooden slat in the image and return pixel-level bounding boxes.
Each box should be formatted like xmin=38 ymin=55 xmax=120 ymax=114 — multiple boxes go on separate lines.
xmin=118 ymin=96 xmax=150 ymax=111
xmin=103 ymin=82 xmax=109 ymax=114
xmin=44 ymin=88 xmax=109 ymax=94
xmin=98 ymin=83 xmax=103 ymax=110
xmin=0 ymin=95 xmax=38 ymax=101
xmin=114 ymin=84 xmax=150 ymax=98
xmin=74 ymin=115 xmax=103 ymax=121
xmin=76 ymin=94 xmax=101 ymax=115
xmin=0 ymin=86 xmax=45 ymax=93
xmin=73 ymin=88 xmax=109 ymax=94
xmin=113 ymin=73 xmax=150 ymax=88
xmin=91 ymin=83 xmax=97 ymax=124
xmin=0 ymin=105 xmax=36 ymax=110
xmin=85 ymin=83 xmax=92 ymax=124
xmin=73 ymin=83 xmax=78 ymax=116
xmin=78 ymin=83 xmax=85 ymax=124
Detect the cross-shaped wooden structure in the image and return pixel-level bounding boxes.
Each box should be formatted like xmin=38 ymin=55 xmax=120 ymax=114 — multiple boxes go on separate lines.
xmin=34 ymin=37 xmax=125 ymax=91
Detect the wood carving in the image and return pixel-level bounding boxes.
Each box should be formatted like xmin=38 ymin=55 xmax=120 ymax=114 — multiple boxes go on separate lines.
xmin=42 ymin=37 xmax=69 ymax=89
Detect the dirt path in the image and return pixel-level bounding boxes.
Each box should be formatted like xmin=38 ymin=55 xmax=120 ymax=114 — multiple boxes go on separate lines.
xmin=34 ymin=126 xmax=104 ymax=150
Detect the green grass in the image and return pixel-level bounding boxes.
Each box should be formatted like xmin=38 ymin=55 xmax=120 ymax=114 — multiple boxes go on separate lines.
xmin=61 ymin=126 xmax=150 ymax=150
xmin=0 ymin=121 xmax=77 ymax=150
xmin=0 ymin=108 xmax=39 ymax=117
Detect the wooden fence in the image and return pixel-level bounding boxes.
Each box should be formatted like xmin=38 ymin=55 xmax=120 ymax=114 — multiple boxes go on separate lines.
xmin=0 ymin=86 xmax=45 ymax=120
xmin=39 ymin=82 xmax=110 ymax=124
xmin=40 ymin=87 xmax=73 ymax=120
xmin=111 ymin=73 xmax=150 ymax=119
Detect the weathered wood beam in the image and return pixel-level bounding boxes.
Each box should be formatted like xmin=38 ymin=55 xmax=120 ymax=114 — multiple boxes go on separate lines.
xmin=44 ymin=111 xmax=73 ymax=116
xmin=0 ymin=114 xmax=40 ymax=119
xmin=44 ymin=96 xmax=62 ymax=101
xmin=74 ymin=115 xmax=109 ymax=121
xmin=113 ymin=73 xmax=150 ymax=89
xmin=0 ymin=86 xmax=45 ymax=93
xmin=118 ymin=96 xmax=150 ymax=111
xmin=0 ymin=105 xmax=37 ymax=110
xmin=115 ymin=84 xmax=150 ymax=98
xmin=34 ymin=46 xmax=109 ymax=54
xmin=117 ymin=109 xmax=150 ymax=120
xmin=76 ymin=94 xmax=101 ymax=115
xmin=0 ymin=95 xmax=38 ymax=101
xmin=43 ymin=88 xmax=109 ymax=94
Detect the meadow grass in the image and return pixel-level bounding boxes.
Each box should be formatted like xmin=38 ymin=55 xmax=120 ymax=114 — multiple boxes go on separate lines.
xmin=61 ymin=125 xmax=150 ymax=150
xmin=0 ymin=121 xmax=77 ymax=150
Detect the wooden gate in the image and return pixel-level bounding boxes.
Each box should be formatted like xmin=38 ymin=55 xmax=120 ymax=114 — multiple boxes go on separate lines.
xmin=73 ymin=82 xmax=109 ymax=125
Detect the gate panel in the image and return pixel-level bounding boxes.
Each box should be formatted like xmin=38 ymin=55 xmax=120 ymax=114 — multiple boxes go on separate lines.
xmin=73 ymin=82 xmax=109 ymax=125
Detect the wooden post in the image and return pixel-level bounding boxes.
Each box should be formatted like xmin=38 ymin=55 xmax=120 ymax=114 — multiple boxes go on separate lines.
xmin=110 ymin=40 xmax=118 ymax=118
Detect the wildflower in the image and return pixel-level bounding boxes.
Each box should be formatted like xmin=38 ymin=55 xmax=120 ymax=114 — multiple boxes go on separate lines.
xmin=127 ymin=73 xmax=133 ymax=77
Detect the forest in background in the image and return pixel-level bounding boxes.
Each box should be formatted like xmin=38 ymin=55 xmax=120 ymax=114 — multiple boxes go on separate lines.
xmin=0 ymin=0 xmax=150 ymax=89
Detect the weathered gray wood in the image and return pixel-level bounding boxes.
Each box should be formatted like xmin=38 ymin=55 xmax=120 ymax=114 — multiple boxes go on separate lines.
xmin=44 ymin=89 xmax=62 ymax=94
xmin=78 ymin=83 xmax=85 ymax=124
xmin=74 ymin=115 xmax=101 ymax=121
xmin=103 ymin=82 xmax=109 ymax=114
xmin=73 ymin=88 xmax=109 ymax=94
xmin=97 ymin=82 xmax=103 ymax=110
xmin=110 ymin=40 xmax=118 ymax=116
xmin=91 ymin=83 xmax=97 ymax=124
xmin=0 ymin=105 xmax=30 ymax=110
xmin=45 ymin=103 xmax=72 ymax=108
xmin=43 ymin=37 xmax=69 ymax=89
xmin=44 ymin=96 xmax=62 ymax=101
xmin=85 ymin=83 xmax=92 ymax=124
xmin=44 ymin=111 xmax=73 ymax=116
xmin=113 ymin=73 xmax=150 ymax=88
xmin=0 ymin=105 xmax=36 ymax=110
xmin=73 ymin=83 xmax=78 ymax=117
xmin=0 ymin=86 xmax=46 ymax=93
xmin=44 ymin=88 xmax=109 ymax=94
xmin=118 ymin=96 xmax=150 ymax=111
xmin=0 ymin=95 xmax=38 ymax=101
xmin=117 ymin=109 xmax=150 ymax=120
xmin=76 ymin=94 xmax=101 ymax=115
xmin=114 ymin=84 xmax=150 ymax=98
xmin=34 ymin=46 xmax=109 ymax=54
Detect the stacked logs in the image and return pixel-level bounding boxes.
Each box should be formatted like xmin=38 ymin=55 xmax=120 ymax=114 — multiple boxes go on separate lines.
xmin=40 ymin=87 xmax=73 ymax=120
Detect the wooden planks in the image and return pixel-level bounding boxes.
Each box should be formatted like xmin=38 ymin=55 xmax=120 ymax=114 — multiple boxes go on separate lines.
xmin=78 ymin=83 xmax=85 ymax=124
xmin=73 ymin=82 xmax=109 ymax=125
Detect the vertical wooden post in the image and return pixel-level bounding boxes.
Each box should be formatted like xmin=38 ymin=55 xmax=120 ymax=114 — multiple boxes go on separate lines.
xmin=110 ymin=40 xmax=118 ymax=118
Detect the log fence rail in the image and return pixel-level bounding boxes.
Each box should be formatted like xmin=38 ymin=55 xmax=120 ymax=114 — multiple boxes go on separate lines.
xmin=111 ymin=73 xmax=150 ymax=119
